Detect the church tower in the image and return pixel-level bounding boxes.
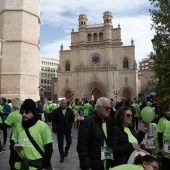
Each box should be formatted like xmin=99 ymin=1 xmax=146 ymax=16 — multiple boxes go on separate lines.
xmin=103 ymin=11 xmax=113 ymax=41
xmin=78 ymin=14 xmax=88 ymax=43
xmin=0 ymin=0 xmax=40 ymax=100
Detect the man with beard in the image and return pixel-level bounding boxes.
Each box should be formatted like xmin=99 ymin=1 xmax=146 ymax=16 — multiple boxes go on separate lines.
xmin=12 ymin=99 xmax=53 ymax=170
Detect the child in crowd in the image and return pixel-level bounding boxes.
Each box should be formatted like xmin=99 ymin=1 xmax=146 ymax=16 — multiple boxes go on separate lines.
xmin=110 ymin=155 xmax=159 ymax=170
xmin=155 ymin=102 xmax=170 ymax=170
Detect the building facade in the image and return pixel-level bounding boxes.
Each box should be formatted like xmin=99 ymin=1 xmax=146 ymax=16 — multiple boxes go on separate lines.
xmin=0 ymin=0 xmax=40 ymax=100
xmin=138 ymin=58 xmax=154 ymax=100
xmin=55 ymin=12 xmax=138 ymax=101
xmin=40 ymin=57 xmax=59 ymax=99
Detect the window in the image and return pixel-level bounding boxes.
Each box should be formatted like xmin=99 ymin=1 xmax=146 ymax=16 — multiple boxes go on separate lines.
xmin=41 ymin=79 xmax=43 ymax=83
xmin=123 ymin=58 xmax=129 ymax=68
xmin=99 ymin=33 xmax=103 ymax=40
xmin=93 ymin=33 xmax=97 ymax=41
xmin=65 ymin=61 xmax=70 ymax=71
xmin=87 ymin=34 xmax=91 ymax=41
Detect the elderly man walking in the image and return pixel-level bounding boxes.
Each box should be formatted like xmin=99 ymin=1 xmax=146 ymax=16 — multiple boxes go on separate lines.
xmin=52 ymin=99 xmax=74 ymax=163
xmin=77 ymin=97 xmax=113 ymax=170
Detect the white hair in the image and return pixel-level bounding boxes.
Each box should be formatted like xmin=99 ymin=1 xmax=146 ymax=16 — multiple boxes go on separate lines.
xmin=95 ymin=97 xmax=111 ymax=108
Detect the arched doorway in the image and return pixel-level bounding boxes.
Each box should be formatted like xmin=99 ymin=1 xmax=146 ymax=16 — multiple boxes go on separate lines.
xmin=65 ymin=91 xmax=71 ymax=100
xmin=91 ymin=88 xmax=101 ymax=100
xmin=123 ymin=90 xmax=130 ymax=99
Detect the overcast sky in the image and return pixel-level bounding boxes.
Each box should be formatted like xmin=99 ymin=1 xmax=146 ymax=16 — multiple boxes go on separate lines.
xmin=40 ymin=0 xmax=155 ymax=64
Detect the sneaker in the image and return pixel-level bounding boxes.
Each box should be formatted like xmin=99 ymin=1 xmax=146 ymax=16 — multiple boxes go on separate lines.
xmin=60 ymin=157 xmax=64 ymax=163
xmin=2 ymin=148 xmax=5 ymax=152
xmin=64 ymin=152 xmax=68 ymax=157
xmin=0 ymin=150 xmax=2 ymax=154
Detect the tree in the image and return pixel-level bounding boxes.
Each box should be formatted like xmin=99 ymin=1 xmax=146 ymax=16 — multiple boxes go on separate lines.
xmin=149 ymin=0 xmax=170 ymax=102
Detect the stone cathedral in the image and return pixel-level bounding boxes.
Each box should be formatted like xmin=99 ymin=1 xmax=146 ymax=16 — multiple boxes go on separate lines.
xmin=55 ymin=11 xmax=138 ymax=101
xmin=0 ymin=0 xmax=40 ymax=100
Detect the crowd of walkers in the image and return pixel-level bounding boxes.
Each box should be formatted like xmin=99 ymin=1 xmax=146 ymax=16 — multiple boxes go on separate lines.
xmin=0 ymin=96 xmax=169 ymax=170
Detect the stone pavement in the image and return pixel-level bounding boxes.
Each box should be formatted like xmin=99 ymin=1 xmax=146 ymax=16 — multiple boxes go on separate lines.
xmin=0 ymin=123 xmax=80 ymax=170
xmin=0 ymin=119 xmax=145 ymax=170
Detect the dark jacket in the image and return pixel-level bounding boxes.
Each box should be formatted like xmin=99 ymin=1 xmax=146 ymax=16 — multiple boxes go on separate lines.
xmin=52 ymin=107 xmax=74 ymax=134
xmin=108 ymin=123 xmax=145 ymax=166
xmin=1 ymin=103 xmax=12 ymax=122
xmin=77 ymin=111 xmax=111 ymax=170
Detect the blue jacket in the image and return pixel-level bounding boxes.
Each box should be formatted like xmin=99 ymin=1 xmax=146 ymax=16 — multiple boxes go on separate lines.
xmin=1 ymin=103 xmax=12 ymax=122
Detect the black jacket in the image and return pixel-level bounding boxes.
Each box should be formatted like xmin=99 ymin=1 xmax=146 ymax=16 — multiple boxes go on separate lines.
xmin=52 ymin=107 xmax=74 ymax=134
xmin=77 ymin=112 xmax=111 ymax=170
xmin=108 ymin=123 xmax=145 ymax=166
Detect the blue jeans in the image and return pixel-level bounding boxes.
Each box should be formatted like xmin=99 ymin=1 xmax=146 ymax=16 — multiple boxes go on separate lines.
xmin=57 ymin=132 xmax=72 ymax=158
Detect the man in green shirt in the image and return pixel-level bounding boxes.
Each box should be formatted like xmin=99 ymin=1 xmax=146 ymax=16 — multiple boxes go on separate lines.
xmin=12 ymin=99 xmax=53 ymax=170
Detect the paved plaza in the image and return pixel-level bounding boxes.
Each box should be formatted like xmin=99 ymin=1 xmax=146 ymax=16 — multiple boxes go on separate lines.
xmin=0 ymin=123 xmax=80 ymax=170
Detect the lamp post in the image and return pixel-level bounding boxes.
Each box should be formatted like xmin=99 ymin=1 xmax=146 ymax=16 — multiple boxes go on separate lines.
xmin=114 ymin=90 xmax=119 ymax=102
xmin=38 ymin=85 xmax=46 ymax=100
xmin=70 ymin=91 xmax=75 ymax=101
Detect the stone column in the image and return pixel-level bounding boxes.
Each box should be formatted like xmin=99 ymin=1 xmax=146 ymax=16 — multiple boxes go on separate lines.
xmin=0 ymin=0 xmax=40 ymax=100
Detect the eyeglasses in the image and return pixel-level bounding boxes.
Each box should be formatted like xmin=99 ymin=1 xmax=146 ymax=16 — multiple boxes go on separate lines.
xmin=21 ymin=110 xmax=31 ymax=115
xmin=125 ymin=114 xmax=133 ymax=118
xmin=100 ymin=106 xmax=112 ymax=111
xmin=148 ymin=163 xmax=159 ymax=170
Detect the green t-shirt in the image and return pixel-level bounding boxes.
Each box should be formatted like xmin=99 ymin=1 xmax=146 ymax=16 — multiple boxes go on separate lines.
xmin=132 ymin=103 xmax=140 ymax=117
xmin=12 ymin=120 xmax=53 ymax=170
xmin=102 ymin=122 xmax=107 ymax=170
xmin=4 ymin=110 xmax=22 ymax=132
xmin=0 ymin=105 xmax=3 ymax=113
xmin=73 ymin=105 xmax=81 ymax=112
xmin=83 ymin=103 xmax=90 ymax=117
xmin=124 ymin=127 xmax=138 ymax=144
xmin=155 ymin=117 xmax=170 ymax=159
xmin=110 ymin=164 xmax=143 ymax=170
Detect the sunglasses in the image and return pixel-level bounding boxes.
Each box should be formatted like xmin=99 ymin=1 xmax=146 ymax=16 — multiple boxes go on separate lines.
xmin=100 ymin=106 xmax=112 ymax=111
xmin=125 ymin=114 xmax=133 ymax=118
xmin=20 ymin=110 xmax=31 ymax=115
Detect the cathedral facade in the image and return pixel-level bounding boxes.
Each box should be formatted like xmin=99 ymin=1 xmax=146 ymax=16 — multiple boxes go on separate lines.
xmin=56 ymin=11 xmax=138 ymax=101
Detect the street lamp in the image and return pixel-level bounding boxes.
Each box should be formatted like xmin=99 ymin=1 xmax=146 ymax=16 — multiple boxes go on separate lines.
xmin=114 ymin=90 xmax=119 ymax=102
xmin=70 ymin=91 xmax=75 ymax=101
xmin=38 ymin=85 xmax=46 ymax=100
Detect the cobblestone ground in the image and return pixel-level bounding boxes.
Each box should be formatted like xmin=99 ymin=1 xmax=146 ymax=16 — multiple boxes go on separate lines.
xmin=0 ymin=122 xmax=80 ymax=170
xmin=0 ymin=119 xmax=145 ymax=170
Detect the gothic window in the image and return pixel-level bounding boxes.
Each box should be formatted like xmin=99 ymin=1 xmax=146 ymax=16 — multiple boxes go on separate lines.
xmin=87 ymin=34 xmax=91 ymax=41
xmin=93 ymin=33 xmax=97 ymax=41
xmin=123 ymin=57 xmax=129 ymax=68
xmin=65 ymin=61 xmax=70 ymax=71
xmin=99 ymin=32 xmax=103 ymax=40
